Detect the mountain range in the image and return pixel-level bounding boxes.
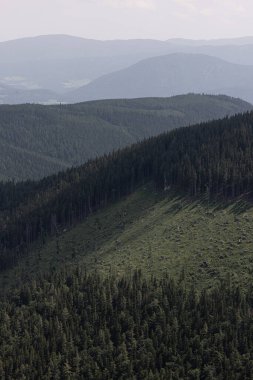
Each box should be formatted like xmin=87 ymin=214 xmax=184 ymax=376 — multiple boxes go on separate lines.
xmin=3 ymin=35 xmax=253 ymax=104
xmin=65 ymin=53 xmax=253 ymax=103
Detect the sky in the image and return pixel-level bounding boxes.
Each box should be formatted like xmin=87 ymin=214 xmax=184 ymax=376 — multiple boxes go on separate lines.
xmin=0 ymin=0 xmax=253 ymax=42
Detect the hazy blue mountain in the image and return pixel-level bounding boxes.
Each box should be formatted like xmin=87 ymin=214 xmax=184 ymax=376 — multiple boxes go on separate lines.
xmin=168 ymin=36 xmax=253 ymax=46
xmin=0 ymin=36 xmax=168 ymax=96
xmin=64 ymin=54 xmax=253 ymax=103
xmin=183 ymin=44 xmax=253 ymax=65
xmin=2 ymin=34 xmax=253 ymax=63
xmin=0 ymin=35 xmax=170 ymax=62
xmin=0 ymin=83 xmax=57 ymax=105
xmin=0 ymin=56 xmax=142 ymax=95
xmin=3 ymin=35 xmax=253 ymax=103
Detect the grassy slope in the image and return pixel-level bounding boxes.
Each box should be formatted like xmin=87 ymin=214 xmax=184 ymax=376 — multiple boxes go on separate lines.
xmin=0 ymin=94 xmax=252 ymax=181
xmin=2 ymin=184 xmax=253 ymax=291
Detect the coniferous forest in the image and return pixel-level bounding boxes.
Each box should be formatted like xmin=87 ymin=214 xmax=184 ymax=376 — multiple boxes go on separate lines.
xmin=1 ymin=111 xmax=253 ymax=270
xmin=1 ymin=269 xmax=253 ymax=379
xmin=0 ymin=94 xmax=251 ymax=181
xmin=2 ymin=110 xmax=253 ymax=378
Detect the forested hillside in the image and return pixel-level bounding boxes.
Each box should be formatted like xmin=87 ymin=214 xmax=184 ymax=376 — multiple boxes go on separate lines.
xmin=2 ymin=106 xmax=253 ymax=379
xmin=3 ymin=183 xmax=253 ymax=294
xmin=2 ymin=111 xmax=253 ymax=274
xmin=0 ymin=94 xmax=251 ymax=181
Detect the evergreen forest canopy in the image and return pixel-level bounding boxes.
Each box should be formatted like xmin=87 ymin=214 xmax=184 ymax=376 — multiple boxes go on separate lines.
xmin=0 ymin=94 xmax=251 ymax=181
xmin=1 ymin=111 xmax=253 ymax=272
xmin=0 ymin=269 xmax=253 ymax=379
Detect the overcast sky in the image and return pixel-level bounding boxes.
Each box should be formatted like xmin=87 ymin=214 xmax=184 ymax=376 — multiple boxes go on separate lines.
xmin=0 ymin=0 xmax=253 ymax=42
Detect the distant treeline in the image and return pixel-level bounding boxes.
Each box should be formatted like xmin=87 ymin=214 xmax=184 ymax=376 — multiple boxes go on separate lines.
xmin=1 ymin=111 xmax=253 ymax=270
xmin=0 ymin=269 xmax=253 ymax=379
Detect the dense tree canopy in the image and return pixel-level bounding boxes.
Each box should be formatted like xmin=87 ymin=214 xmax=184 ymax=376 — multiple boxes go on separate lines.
xmin=0 ymin=269 xmax=253 ymax=379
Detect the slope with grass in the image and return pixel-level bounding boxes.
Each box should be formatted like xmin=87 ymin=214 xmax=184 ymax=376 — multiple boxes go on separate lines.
xmin=2 ymin=111 xmax=253 ymax=291
xmin=2 ymin=184 xmax=253 ymax=292
xmin=0 ymin=94 xmax=250 ymax=181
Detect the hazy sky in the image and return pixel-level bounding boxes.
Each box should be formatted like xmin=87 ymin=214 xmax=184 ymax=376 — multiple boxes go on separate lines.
xmin=1 ymin=0 xmax=253 ymax=42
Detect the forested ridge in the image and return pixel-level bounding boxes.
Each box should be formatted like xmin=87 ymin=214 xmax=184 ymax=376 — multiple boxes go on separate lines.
xmin=1 ymin=111 xmax=253 ymax=271
xmin=0 ymin=94 xmax=251 ymax=181
xmin=1 ymin=269 xmax=253 ymax=379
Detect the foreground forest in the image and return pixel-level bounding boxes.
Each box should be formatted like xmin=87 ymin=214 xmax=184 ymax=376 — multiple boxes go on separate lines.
xmin=1 ymin=269 xmax=253 ymax=379
xmin=0 ymin=94 xmax=251 ymax=181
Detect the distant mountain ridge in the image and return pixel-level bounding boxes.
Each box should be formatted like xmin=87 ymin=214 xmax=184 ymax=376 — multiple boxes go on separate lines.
xmin=3 ymin=34 xmax=253 ymax=62
xmin=64 ymin=53 xmax=253 ymax=103
xmin=3 ymin=35 xmax=253 ymax=104
xmin=168 ymin=36 xmax=253 ymax=46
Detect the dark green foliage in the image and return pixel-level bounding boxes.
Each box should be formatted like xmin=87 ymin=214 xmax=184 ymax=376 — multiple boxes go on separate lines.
xmin=0 ymin=94 xmax=251 ymax=181
xmin=1 ymin=101 xmax=253 ymax=380
xmin=0 ymin=269 xmax=253 ymax=379
xmin=1 ymin=111 xmax=253 ymax=270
